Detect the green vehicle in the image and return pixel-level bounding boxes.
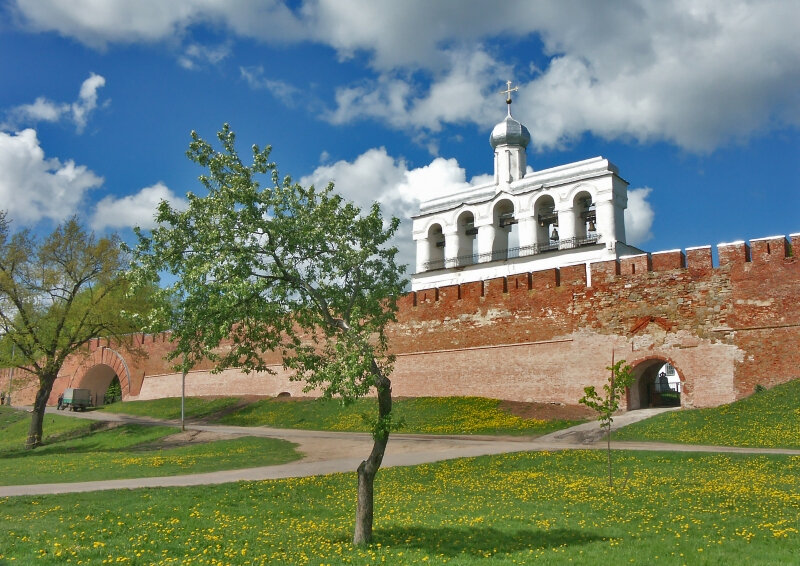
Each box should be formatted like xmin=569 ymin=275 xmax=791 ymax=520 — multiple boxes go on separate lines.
xmin=58 ymin=388 xmax=93 ymax=411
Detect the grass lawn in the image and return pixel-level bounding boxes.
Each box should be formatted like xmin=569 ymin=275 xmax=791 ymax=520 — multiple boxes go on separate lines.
xmin=0 ymin=407 xmax=301 ymax=486
xmin=99 ymin=396 xmax=242 ymax=421
xmin=1 ymin=449 xmax=798 ymax=564
xmin=102 ymin=395 xmax=583 ymax=436
xmin=0 ymin=406 xmax=93 ymax=452
xmin=616 ymin=379 xmax=800 ymax=448
xmin=216 ymin=395 xmax=584 ymax=436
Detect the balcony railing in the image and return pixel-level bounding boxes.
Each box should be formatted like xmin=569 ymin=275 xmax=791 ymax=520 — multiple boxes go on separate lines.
xmin=422 ymin=235 xmax=600 ymax=272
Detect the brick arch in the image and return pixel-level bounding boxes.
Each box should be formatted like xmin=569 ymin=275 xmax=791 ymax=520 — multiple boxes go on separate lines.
xmin=627 ymin=355 xmax=684 ymax=410
xmin=629 ymin=355 xmax=684 ymax=380
xmin=68 ymin=346 xmax=132 ymax=395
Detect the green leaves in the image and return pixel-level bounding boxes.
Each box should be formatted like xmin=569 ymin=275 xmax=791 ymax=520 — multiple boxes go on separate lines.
xmin=579 ymin=359 xmax=635 ymax=489
xmin=130 ymin=125 xmax=407 ymax=406
xmin=0 ymin=214 xmax=140 ymax=372
xmin=0 ymin=212 xmax=153 ymax=447
xmin=579 ymin=360 xmax=634 ymax=428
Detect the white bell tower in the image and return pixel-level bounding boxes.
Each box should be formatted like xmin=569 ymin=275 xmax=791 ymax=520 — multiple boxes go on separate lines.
xmin=411 ymin=81 xmax=642 ymax=291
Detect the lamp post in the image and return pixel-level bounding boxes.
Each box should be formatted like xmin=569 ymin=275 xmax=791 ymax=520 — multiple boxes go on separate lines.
xmin=7 ymin=344 xmax=15 ymax=407
xmin=181 ymin=354 xmax=187 ymax=432
xmin=181 ymin=370 xmax=186 ymax=432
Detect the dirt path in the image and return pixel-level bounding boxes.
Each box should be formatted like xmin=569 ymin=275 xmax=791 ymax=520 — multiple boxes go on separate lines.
xmin=2 ymin=407 xmax=799 ymax=497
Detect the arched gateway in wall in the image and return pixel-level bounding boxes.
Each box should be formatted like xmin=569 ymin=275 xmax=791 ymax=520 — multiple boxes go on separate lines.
xmin=66 ymin=346 xmax=132 ymax=406
xmin=628 ymin=357 xmax=683 ymax=410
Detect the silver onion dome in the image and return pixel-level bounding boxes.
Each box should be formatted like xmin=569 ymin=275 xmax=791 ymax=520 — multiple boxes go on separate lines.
xmin=490 ymin=114 xmax=531 ymax=149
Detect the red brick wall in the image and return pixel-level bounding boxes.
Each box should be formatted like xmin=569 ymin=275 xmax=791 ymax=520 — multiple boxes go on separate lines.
xmin=722 ymin=236 xmax=800 ymax=396
xmin=390 ymin=233 xmax=798 ymax=408
xmin=26 ymin=233 xmax=798 ymax=409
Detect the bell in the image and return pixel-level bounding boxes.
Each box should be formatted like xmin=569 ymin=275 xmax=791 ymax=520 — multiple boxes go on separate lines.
xmin=588 ymin=219 xmax=596 ymax=232
xmin=550 ymin=226 xmax=559 ymax=240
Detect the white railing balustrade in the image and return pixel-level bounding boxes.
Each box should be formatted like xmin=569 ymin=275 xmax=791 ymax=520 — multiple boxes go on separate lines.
xmin=422 ymin=235 xmax=600 ymax=272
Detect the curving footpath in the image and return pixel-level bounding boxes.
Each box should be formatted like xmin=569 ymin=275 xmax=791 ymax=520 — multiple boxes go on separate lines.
xmin=2 ymin=407 xmax=799 ymax=498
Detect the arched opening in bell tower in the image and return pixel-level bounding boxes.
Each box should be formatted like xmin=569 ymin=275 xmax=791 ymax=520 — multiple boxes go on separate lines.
xmin=456 ymin=211 xmax=477 ymax=266
xmin=426 ymin=223 xmax=445 ymax=270
xmin=534 ymin=194 xmax=557 ymax=246
xmin=492 ymin=199 xmax=517 ymax=260
xmin=628 ymin=358 xmax=682 ymax=410
xmin=573 ymin=191 xmax=596 ymax=241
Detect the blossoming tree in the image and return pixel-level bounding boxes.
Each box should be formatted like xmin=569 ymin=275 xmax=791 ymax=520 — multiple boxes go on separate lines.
xmin=129 ymin=124 xmax=406 ymax=544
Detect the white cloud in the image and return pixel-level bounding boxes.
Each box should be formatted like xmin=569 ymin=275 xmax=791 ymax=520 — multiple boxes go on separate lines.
xmin=91 ymin=182 xmax=189 ymax=231
xmin=11 ymin=97 xmax=64 ymax=122
xmin=318 ymin=1 xmax=800 ymax=152
xmin=301 ymin=147 xmax=480 ymax=270
xmin=301 ymin=147 xmax=405 ymax=213
xmin=300 ymin=147 xmax=473 ymax=208
xmin=307 ymin=0 xmax=545 ymax=72
xmin=71 ymin=73 xmax=106 ymax=132
xmin=3 ymin=73 xmax=106 ymax=133
xmin=12 ymin=0 xmax=307 ymax=48
xmin=321 ymin=1 xmax=800 ymax=152
xmin=512 ymin=1 xmax=800 ymax=151
xmin=624 ymin=187 xmax=655 ymax=246
xmin=178 ymin=41 xmax=231 ymax=70
xmin=12 ymin=1 xmax=800 ymax=151
xmin=240 ymin=66 xmax=302 ymax=107
xmin=325 ymin=48 xmax=509 ymax=135
xmin=0 ymin=129 xmax=104 ymax=224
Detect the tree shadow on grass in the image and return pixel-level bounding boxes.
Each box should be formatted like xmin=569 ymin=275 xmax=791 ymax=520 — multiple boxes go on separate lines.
xmin=359 ymin=525 xmax=603 ymax=557
xmin=0 ymin=439 xmax=107 ymax=459
xmin=0 ymin=423 xmax=172 ymax=459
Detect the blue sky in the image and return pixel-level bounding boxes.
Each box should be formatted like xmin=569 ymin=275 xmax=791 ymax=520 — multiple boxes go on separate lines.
xmin=1 ymin=0 xmax=798 ymax=272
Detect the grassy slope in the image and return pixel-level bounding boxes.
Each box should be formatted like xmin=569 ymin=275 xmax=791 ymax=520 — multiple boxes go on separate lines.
xmin=101 ymin=395 xmax=583 ymax=435
xmin=220 ymin=396 xmax=585 ymax=436
xmin=0 ymin=407 xmax=93 ymax=452
xmin=616 ymin=379 xmax=800 ymax=448
xmin=0 ymin=407 xmax=301 ymax=485
xmin=1 ymin=450 xmax=798 ymax=564
xmin=99 ymin=396 xmax=241 ymax=420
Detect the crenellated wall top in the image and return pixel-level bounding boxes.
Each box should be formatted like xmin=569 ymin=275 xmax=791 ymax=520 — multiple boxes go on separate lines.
xmin=403 ymin=233 xmax=798 ymax=308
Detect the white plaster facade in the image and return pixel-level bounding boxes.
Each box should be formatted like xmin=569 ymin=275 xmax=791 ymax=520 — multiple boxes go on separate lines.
xmin=411 ymin=101 xmax=642 ymax=291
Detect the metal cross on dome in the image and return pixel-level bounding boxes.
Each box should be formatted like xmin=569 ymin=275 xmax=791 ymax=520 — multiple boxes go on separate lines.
xmin=499 ymin=80 xmax=519 ymax=115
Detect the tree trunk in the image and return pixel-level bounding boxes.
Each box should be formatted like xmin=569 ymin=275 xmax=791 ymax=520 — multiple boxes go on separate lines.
xmin=26 ymin=378 xmax=55 ymax=450
xmin=606 ymin=424 xmax=613 ymax=488
xmin=353 ymin=368 xmax=392 ymax=545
